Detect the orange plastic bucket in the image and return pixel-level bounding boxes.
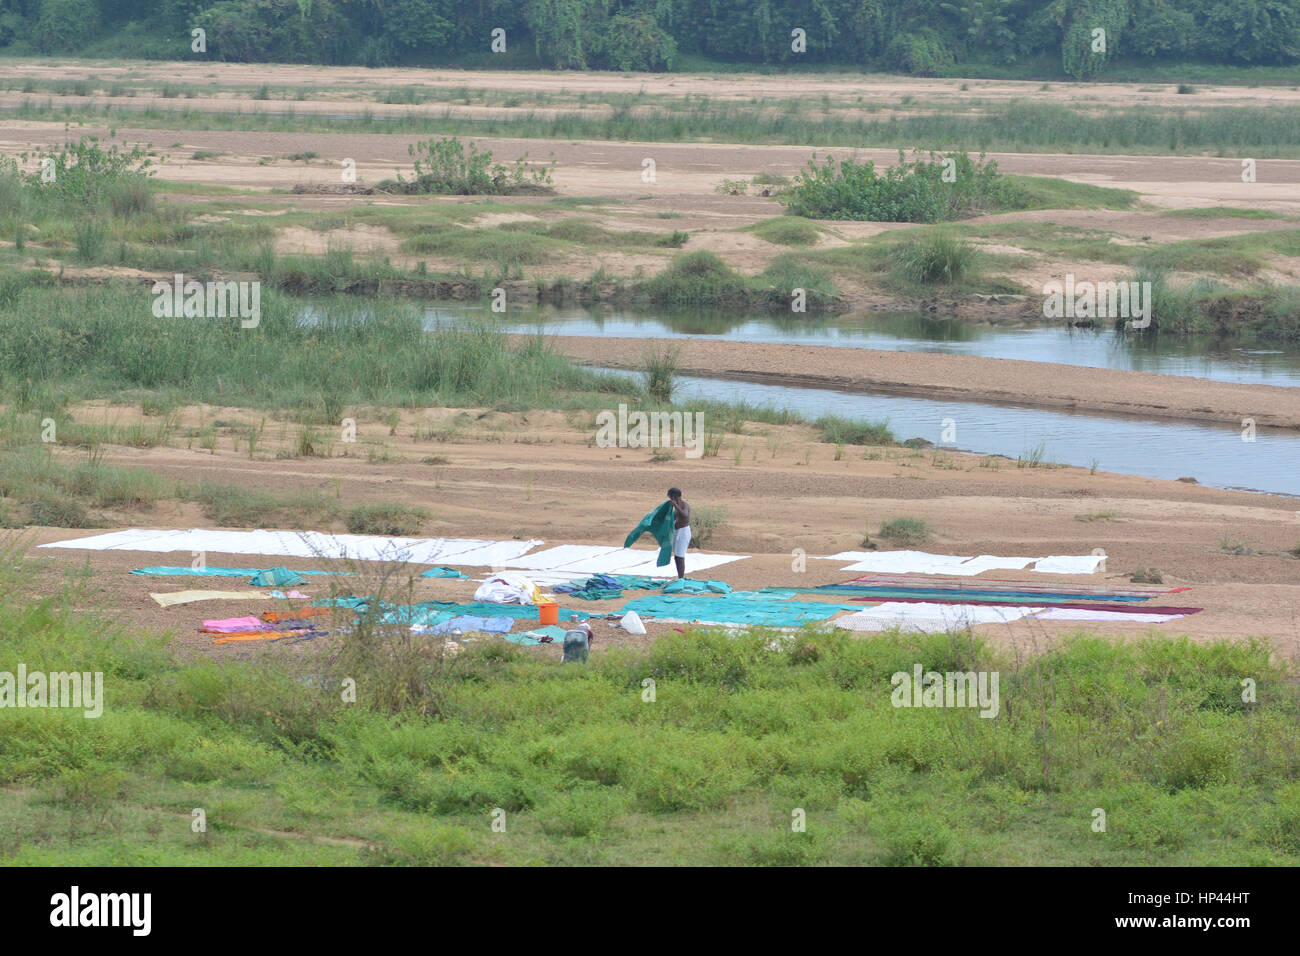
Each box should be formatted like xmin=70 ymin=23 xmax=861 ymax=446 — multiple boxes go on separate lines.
xmin=538 ymin=600 xmax=558 ymax=626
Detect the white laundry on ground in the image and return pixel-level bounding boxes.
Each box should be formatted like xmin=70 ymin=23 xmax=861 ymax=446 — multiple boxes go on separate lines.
xmin=1030 ymin=554 xmax=1107 ymax=575
xmin=835 ymin=602 xmax=1041 ymax=632
xmin=473 ymin=571 xmax=545 ymax=605
xmin=502 ymin=544 xmax=749 ymax=577
xmin=39 ymin=529 xmax=544 ymax=566
xmin=813 ymin=549 xmax=1104 ymax=576
xmin=838 ymin=551 xmax=975 ymax=574
xmin=502 ymin=545 xmax=653 ymax=573
xmin=1032 ymin=607 xmax=1184 ymax=623
xmin=946 ymin=555 xmax=1037 ymax=576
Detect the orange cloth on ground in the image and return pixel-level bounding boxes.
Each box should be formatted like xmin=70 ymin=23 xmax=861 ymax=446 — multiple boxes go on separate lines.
xmin=260 ymin=606 xmax=334 ymax=623
xmin=211 ymin=629 xmax=309 ymax=645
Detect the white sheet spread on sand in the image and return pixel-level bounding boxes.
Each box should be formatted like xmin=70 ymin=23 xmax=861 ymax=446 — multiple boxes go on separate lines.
xmin=1031 ymin=554 xmax=1107 ymax=575
xmin=1033 ymin=607 xmax=1184 ymax=623
xmin=41 ymin=529 xmax=748 ymax=578
xmin=39 ymin=529 xmax=544 ymax=566
xmin=501 ymin=544 xmax=749 ymax=578
xmin=815 ymin=550 xmax=1101 ymax=576
xmin=945 ymin=555 xmax=1037 ymax=576
xmin=618 ymin=554 xmax=750 ymax=578
xmin=835 ymin=602 xmax=1041 ymax=632
xmin=502 ymin=545 xmax=648 ymax=573
xmin=838 ymin=551 xmax=975 ymax=574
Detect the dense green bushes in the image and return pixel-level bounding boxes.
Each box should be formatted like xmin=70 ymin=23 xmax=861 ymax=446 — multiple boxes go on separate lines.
xmin=379 ymin=137 xmax=555 ymax=196
xmin=0 ymin=137 xmax=154 ymax=216
xmin=783 ymin=151 xmax=1026 ymax=223
xmin=2 ymin=0 xmax=1298 ymax=77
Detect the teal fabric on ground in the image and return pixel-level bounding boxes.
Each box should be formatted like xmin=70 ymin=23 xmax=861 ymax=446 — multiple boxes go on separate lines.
xmin=315 ymin=596 xmax=370 ymax=609
xmin=507 ymin=624 xmax=569 ymax=646
xmin=528 ymin=624 xmax=570 ymax=641
xmin=561 ymin=574 xmax=663 ymax=601
xmin=620 ymin=593 xmax=854 ymax=627
xmin=661 ymin=578 xmax=732 ymax=595
xmin=311 ymin=596 xmax=592 ymax=627
xmin=381 ymin=601 xmax=592 ymax=627
xmin=249 ymin=566 xmax=305 ymax=587
xmin=572 ymin=587 xmax=623 ymax=601
xmin=419 ymin=566 xmax=467 ymax=579
xmin=624 ymin=500 xmax=675 ymax=567
xmin=611 ymin=575 xmax=662 ymax=590
xmin=132 ymin=566 xmax=351 ymax=578
xmin=503 ymin=632 xmax=546 ymax=646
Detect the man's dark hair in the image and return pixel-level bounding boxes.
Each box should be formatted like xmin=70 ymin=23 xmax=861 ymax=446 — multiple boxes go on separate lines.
xmin=667 ymin=487 xmax=681 ymax=498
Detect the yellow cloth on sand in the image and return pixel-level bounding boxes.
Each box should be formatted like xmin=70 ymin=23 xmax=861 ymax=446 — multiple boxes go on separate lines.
xmin=150 ymin=590 xmax=270 ymax=608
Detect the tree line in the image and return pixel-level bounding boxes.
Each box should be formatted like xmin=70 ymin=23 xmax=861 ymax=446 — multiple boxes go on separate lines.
xmin=1 ymin=0 xmax=1297 ymax=78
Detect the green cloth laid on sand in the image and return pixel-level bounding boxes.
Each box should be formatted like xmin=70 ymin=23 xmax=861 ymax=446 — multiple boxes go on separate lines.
xmin=619 ymin=592 xmax=856 ymax=628
xmin=419 ymin=566 xmax=467 ymax=579
xmin=132 ymin=566 xmax=352 ymax=580
xmin=661 ymin=578 xmax=732 ymax=595
xmin=309 ymin=597 xmax=593 ymax=628
xmin=509 ymin=624 xmax=570 ymax=646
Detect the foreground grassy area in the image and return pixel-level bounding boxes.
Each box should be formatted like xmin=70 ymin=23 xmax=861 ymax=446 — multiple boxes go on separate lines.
xmin=0 ymin=557 xmax=1296 ymax=865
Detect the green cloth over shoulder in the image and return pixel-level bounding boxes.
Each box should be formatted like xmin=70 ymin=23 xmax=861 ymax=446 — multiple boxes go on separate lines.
xmin=625 ymin=500 xmax=675 ymax=567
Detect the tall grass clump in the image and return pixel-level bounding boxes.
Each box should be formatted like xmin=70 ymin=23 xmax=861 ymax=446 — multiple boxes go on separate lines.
xmin=815 ymin=414 xmax=894 ymax=445
xmin=641 ymin=343 xmax=681 ymax=402
xmin=877 ymin=516 xmax=931 ymax=545
xmin=890 ymin=233 xmax=978 ymax=285
xmin=637 ymin=251 xmax=749 ymax=306
xmin=757 ymin=254 xmax=837 ymax=298
xmin=73 ymin=217 xmax=107 ymax=261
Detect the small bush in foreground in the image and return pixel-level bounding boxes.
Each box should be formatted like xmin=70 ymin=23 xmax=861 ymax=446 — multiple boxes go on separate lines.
xmin=1131 ymin=566 xmax=1164 ymax=584
xmin=890 ymin=233 xmax=978 ymax=285
xmin=345 ymin=503 xmax=428 ymax=536
xmin=878 ymin=516 xmax=930 ymax=545
xmin=816 ymin=415 xmax=894 ymax=445
xmin=690 ymin=505 xmax=729 ymax=548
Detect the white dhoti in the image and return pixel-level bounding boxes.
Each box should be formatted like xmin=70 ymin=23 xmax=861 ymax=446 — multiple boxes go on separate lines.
xmin=672 ymin=525 xmax=692 ymax=558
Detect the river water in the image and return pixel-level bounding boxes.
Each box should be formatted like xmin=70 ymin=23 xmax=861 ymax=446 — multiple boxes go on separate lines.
xmin=312 ymin=301 xmax=1300 ymax=495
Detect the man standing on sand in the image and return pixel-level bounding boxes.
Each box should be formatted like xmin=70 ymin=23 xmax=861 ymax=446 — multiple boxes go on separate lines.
xmin=668 ymin=486 xmax=691 ymax=579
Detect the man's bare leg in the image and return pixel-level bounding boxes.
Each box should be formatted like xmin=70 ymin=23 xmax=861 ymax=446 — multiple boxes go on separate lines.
xmin=675 ymin=555 xmax=685 ymax=579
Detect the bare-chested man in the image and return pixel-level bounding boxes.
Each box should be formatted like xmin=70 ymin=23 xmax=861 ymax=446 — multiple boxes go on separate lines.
xmin=667 ymin=487 xmax=691 ymax=579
